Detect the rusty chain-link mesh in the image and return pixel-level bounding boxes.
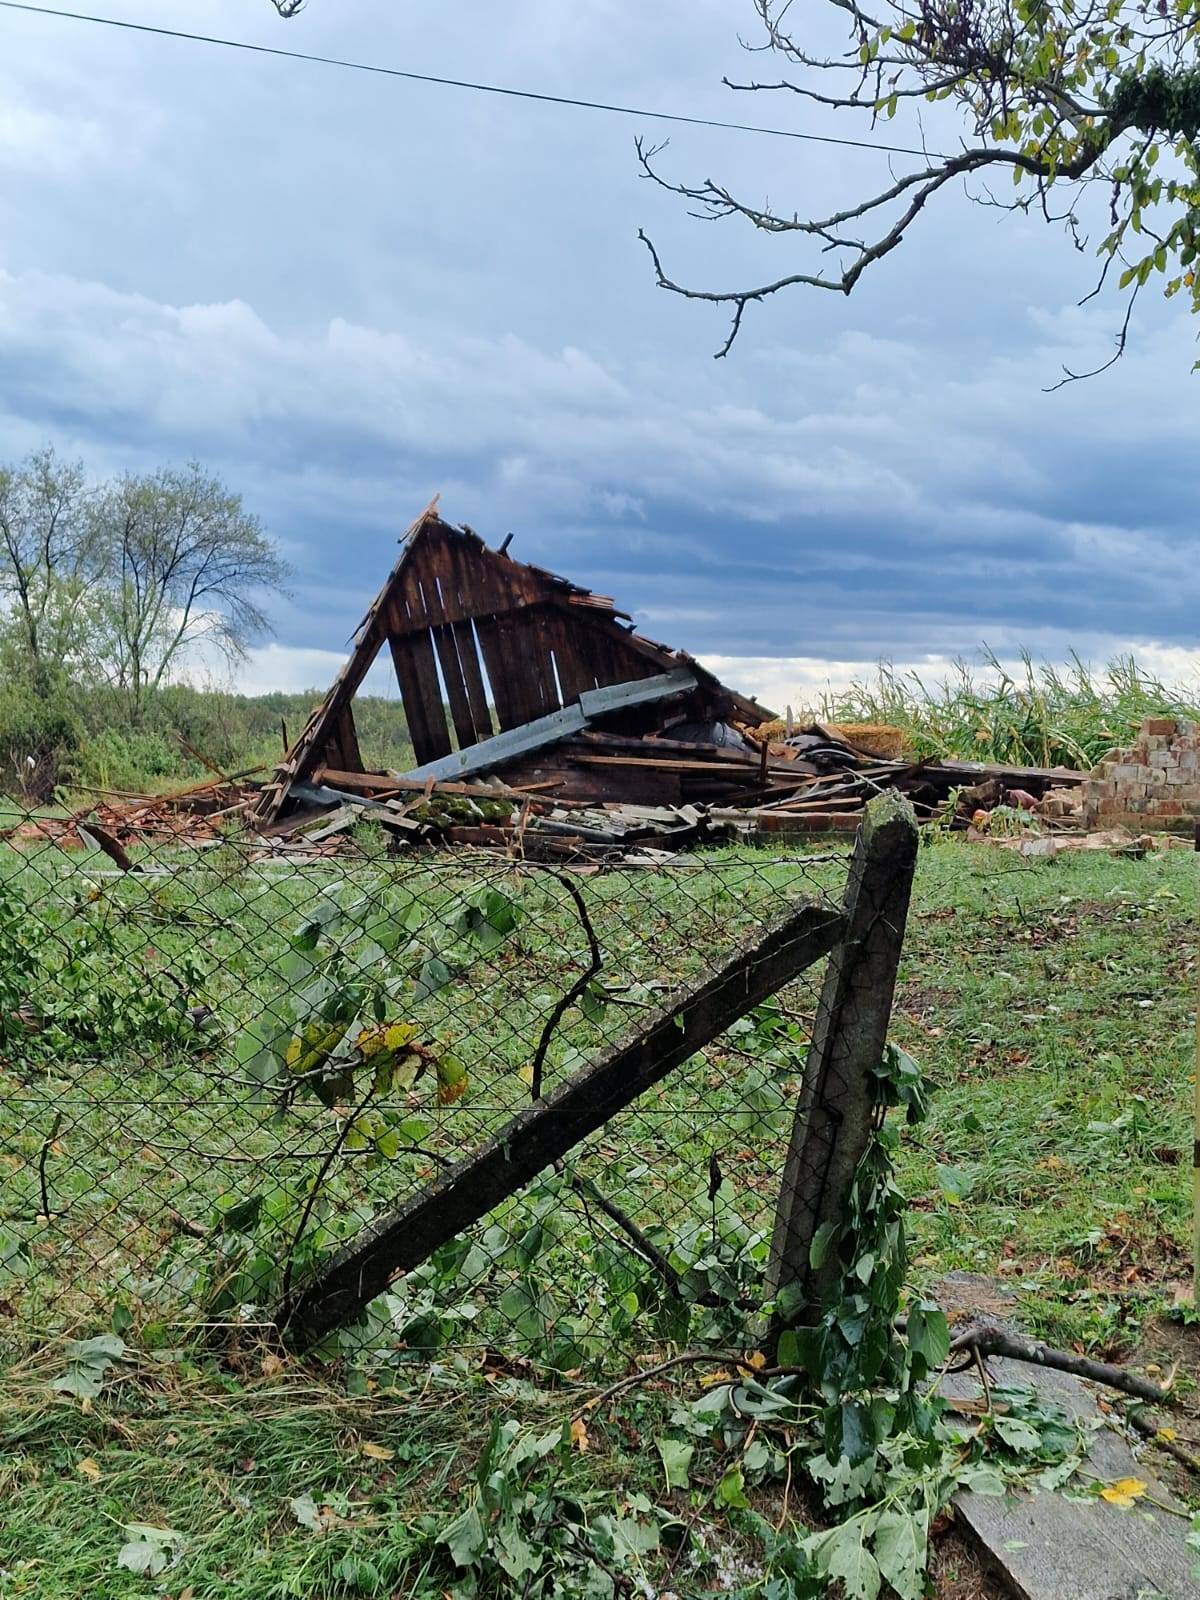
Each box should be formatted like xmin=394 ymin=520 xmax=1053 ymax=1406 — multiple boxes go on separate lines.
xmin=0 ymin=804 xmax=855 ymax=1370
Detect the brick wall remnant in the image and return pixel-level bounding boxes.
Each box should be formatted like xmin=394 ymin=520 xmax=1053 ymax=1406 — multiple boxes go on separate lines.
xmin=1082 ymin=716 xmax=1200 ymax=832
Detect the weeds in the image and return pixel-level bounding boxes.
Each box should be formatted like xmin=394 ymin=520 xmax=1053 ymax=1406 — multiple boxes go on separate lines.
xmin=823 ymin=649 xmax=1200 ymax=768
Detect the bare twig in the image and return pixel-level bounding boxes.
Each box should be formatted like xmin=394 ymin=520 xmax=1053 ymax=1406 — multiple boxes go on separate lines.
xmin=528 ymin=872 xmax=603 ymax=1100
xmin=37 ymin=1111 xmax=63 ymax=1219
xmin=280 ymin=1081 xmax=377 ymax=1303
xmin=949 ymin=1324 xmax=1172 ymax=1406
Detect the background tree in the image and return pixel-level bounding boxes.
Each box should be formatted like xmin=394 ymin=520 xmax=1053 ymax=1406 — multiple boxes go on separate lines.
xmin=0 ymin=449 xmax=99 ymax=687
xmin=90 ymin=464 xmax=290 ymax=725
xmin=639 ymin=0 xmax=1200 ymax=375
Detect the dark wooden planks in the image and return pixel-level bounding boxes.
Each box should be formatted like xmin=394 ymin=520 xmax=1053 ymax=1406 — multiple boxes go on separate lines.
xmin=332 ymin=706 xmax=365 ymax=774
xmin=474 ymin=613 xmax=524 ymax=731
xmin=452 ymin=620 xmax=492 ymax=739
xmin=541 ymin=606 xmax=595 ymax=701
xmin=432 ymin=623 xmax=479 ymax=749
xmin=387 ymin=605 xmax=452 ymax=764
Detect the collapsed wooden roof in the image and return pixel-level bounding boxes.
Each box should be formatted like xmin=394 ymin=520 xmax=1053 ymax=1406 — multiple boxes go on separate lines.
xmin=253 ymin=503 xmax=769 ymax=824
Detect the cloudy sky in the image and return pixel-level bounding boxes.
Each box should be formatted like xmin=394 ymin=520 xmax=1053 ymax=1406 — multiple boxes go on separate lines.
xmin=0 ymin=0 xmax=1197 ymax=708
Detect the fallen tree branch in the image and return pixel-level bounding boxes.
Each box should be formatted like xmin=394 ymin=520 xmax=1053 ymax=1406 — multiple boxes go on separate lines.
xmin=577 ymin=1350 xmax=751 ymax=1417
xmin=949 ymin=1324 xmax=1172 ymax=1406
xmin=571 ymin=1171 xmax=759 ymax=1311
xmin=570 ymin=1173 xmax=682 ymax=1296
xmin=1127 ymin=1408 xmax=1200 ymax=1476
xmin=529 ymin=872 xmax=603 ymax=1100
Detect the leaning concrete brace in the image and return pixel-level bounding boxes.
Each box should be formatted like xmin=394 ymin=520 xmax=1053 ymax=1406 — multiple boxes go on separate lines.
xmin=765 ymin=790 xmax=918 ymax=1325
xmin=278 ymin=895 xmax=846 ymax=1349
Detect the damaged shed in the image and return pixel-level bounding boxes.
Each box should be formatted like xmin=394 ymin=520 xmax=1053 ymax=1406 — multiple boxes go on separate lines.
xmin=250 ymin=502 xmax=1086 ymax=854
xmin=253 ymin=503 xmax=773 ymax=827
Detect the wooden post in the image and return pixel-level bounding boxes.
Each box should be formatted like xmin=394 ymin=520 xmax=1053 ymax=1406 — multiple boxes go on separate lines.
xmin=279 ymin=898 xmax=846 ymax=1350
xmin=765 ymin=790 xmax=918 ymax=1325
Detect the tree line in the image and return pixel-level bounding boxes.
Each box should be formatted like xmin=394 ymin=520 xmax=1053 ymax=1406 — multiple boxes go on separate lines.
xmin=0 ymin=449 xmax=411 ymax=803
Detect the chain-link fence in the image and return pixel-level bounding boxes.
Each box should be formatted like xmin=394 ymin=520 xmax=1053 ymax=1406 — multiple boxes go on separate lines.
xmin=0 ymin=800 xmax=913 ymax=1371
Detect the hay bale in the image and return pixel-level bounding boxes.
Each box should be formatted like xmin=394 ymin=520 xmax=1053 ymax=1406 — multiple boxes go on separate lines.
xmin=743 ymin=718 xmax=786 ymax=744
xmin=826 ymin=723 xmax=908 ymax=760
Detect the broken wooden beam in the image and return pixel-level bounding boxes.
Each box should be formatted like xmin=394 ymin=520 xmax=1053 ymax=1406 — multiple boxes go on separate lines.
xmin=277 ymin=894 xmax=847 ymax=1348
xmin=311 ymin=767 xmax=557 ymax=801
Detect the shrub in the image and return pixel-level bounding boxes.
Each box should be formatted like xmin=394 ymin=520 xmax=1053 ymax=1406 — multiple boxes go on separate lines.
xmin=0 ymin=677 xmax=81 ymax=802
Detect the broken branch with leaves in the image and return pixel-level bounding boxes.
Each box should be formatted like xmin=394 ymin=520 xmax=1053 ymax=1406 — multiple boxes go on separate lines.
xmin=640 ymin=0 xmax=1200 ymax=372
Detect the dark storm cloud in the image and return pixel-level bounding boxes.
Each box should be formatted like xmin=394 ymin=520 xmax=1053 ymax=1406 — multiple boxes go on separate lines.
xmin=0 ymin=0 xmax=1195 ymax=687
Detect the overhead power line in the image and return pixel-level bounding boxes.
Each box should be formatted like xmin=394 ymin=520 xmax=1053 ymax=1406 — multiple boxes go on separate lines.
xmin=0 ymin=0 xmax=950 ymax=162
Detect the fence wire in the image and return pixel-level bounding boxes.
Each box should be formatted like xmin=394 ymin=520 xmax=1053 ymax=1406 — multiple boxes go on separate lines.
xmin=0 ymin=804 xmax=853 ymax=1368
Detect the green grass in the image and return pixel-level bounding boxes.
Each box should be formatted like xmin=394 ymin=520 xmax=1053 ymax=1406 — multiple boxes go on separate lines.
xmin=1 ymin=835 xmax=1197 ymax=1597
xmin=0 ymin=1348 xmax=573 ymax=1599
xmin=893 ymin=839 xmax=1198 ymax=1351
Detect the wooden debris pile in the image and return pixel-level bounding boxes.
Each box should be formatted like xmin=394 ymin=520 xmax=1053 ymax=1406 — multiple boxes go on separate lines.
xmin=2 ymin=775 xmax=260 ymax=852
xmin=238 ymin=503 xmax=1090 ymax=858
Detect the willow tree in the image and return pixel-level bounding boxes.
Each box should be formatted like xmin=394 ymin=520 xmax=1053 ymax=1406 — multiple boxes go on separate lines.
xmin=638 ymin=0 xmax=1200 ymax=375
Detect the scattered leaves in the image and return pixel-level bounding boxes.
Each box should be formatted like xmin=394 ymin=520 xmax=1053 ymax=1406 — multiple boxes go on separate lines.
xmin=116 ymin=1524 xmax=187 ymax=1578
xmin=1100 ymin=1476 xmax=1148 ymax=1508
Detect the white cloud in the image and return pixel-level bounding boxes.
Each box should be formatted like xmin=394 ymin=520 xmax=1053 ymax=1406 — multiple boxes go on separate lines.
xmin=0 ymin=0 xmax=1198 ymax=680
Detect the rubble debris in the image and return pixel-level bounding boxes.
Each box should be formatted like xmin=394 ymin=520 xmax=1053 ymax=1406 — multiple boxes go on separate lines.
xmin=2 ymin=777 xmax=260 ymax=852
xmin=235 ymin=503 xmax=1090 ymax=855
xmin=1083 ymin=715 xmax=1200 ymax=833
xmin=3 ymin=509 xmax=1113 ymax=861
xmin=1038 ymin=785 xmax=1083 ymax=822
xmin=251 ymin=503 xmax=766 ymax=828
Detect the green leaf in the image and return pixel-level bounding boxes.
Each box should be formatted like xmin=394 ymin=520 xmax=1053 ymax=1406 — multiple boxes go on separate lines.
xmin=657 ymin=1436 xmax=694 ymax=1491
xmin=52 ymin=1334 xmax=127 ymax=1399
xmin=873 ymin=1510 xmax=926 ymax=1600
xmin=936 ymin=1164 xmax=974 ymax=1203
xmin=495 ymin=1515 xmax=541 ymax=1579
xmin=906 ymin=1302 xmax=950 ymax=1368
xmin=441 ymin=1503 xmax=487 ymax=1568
xmin=116 ymin=1524 xmax=186 ymax=1577
xmin=811 ymin=1519 xmax=882 ymax=1600
xmin=289 ymin=1493 xmax=325 ymax=1532
xmin=809 ymin=1219 xmax=839 ymax=1271
xmin=414 ymin=956 xmax=452 ymax=1002
xmin=580 ymin=979 xmax=608 ymax=1024
xmin=716 ymin=1463 xmax=750 ymax=1509
xmin=993 ymin=1415 xmax=1042 ymax=1455
xmin=775 ymin=1326 xmax=803 ymax=1367
xmin=215 ymin=1194 xmax=262 ymax=1234
xmin=828 ymin=1399 xmax=873 ymax=1466
xmin=960 ymin=1463 xmax=1007 ymax=1495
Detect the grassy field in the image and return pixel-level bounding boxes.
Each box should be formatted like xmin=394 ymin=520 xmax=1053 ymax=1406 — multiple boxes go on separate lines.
xmin=0 ymin=834 xmax=1197 ymax=1598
